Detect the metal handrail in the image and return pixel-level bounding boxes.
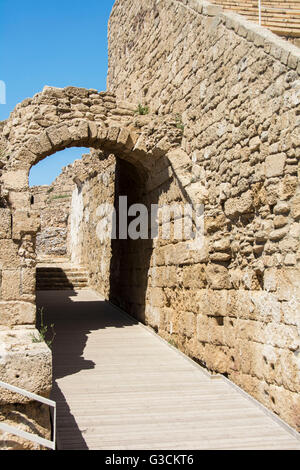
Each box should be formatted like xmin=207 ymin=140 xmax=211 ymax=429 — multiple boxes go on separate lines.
xmin=0 ymin=380 xmax=56 ymax=450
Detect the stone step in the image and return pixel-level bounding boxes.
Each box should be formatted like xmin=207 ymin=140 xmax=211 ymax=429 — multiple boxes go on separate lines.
xmin=36 ymin=284 xmax=89 ymax=291
xmin=37 ymin=279 xmax=88 ymax=286
xmin=36 ymin=286 xmax=89 ymax=291
xmin=36 ymin=278 xmax=88 ymax=284
xmin=37 ymin=267 xmax=88 ymax=273
xmin=37 ymin=273 xmax=88 ymax=280
xmin=36 ymin=265 xmax=89 ymax=291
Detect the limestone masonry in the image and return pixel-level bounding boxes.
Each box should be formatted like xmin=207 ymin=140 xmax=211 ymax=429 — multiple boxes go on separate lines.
xmin=107 ymin=0 xmax=300 ymax=430
xmin=0 ymin=0 xmax=300 ymax=449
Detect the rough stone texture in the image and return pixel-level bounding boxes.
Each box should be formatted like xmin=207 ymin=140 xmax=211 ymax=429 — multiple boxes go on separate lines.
xmin=107 ymin=0 xmax=300 ymax=430
xmin=0 ymin=329 xmax=52 ymax=449
xmin=0 ymin=0 xmax=299 ymax=445
xmin=0 ymin=402 xmax=51 ymax=450
xmin=31 ymin=169 xmax=75 ymax=260
xmin=0 ymin=86 xmax=181 ymax=448
xmin=68 ymin=151 xmax=116 ymax=298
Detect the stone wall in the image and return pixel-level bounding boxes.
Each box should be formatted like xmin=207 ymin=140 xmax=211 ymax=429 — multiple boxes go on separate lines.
xmin=0 ymin=0 xmax=299 ymax=445
xmin=31 ymin=168 xmax=75 ymax=260
xmin=210 ymin=0 xmax=300 ymax=47
xmin=107 ymin=0 xmax=300 ymax=429
xmin=0 ymin=84 xmax=182 ymax=448
xmin=67 ymin=151 xmax=116 ymax=297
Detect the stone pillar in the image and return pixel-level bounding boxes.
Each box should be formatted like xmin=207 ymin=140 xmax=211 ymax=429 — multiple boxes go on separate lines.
xmin=0 ymin=171 xmax=52 ymax=450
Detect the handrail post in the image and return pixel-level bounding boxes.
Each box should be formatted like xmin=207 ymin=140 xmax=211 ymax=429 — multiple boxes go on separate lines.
xmin=258 ymin=0 xmax=262 ymax=26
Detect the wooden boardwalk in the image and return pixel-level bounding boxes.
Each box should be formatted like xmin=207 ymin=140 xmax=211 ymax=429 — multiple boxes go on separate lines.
xmin=37 ymin=290 xmax=300 ymax=450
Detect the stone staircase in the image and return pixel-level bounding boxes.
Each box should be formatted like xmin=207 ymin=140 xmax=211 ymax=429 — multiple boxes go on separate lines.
xmin=36 ymin=263 xmax=89 ymax=291
xmin=211 ymin=1 xmax=300 ymax=43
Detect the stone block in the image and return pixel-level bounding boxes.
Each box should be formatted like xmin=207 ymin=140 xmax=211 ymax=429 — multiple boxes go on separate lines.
xmin=249 ymin=291 xmax=281 ymax=323
xmin=167 ymin=149 xmax=191 ymax=170
xmin=0 ymin=209 xmax=11 ymax=239
xmin=152 ymin=266 xmax=178 ymax=288
xmin=182 ymin=264 xmax=206 ymax=289
xmin=12 ymin=211 xmax=40 ymax=240
xmin=205 ymin=264 xmax=231 ymax=290
xmin=46 ymin=124 xmax=72 ymax=148
xmin=116 ymin=128 xmax=129 ymax=146
xmin=88 ymin=122 xmax=99 ymax=140
xmin=97 ymin=126 xmax=108 ymax=143
xmin=90 ymin=105 xmax=106 ymax=114
xmin=197 ymin=313 xmax=225 ymax=346
xmin=107 ymin=126 xmax=120 ymax=143
xmin=0 ymin=240 xmax=20 ymax=269
xmin=224 ymin=190 xmax=253 ymax=218
xmin=182 ymin=311 xmax=196 ymax=339
xmin=8 ymin=192 xmax=31 ymax=211
xmin=291 ymin=192 xmax=300 ymax=221
xmin=1 ymin=270 xmax=21 ymax=301
xmin=21 ymin=268 xmax=36 ymax=295
xmin=2 ymin=171 xmax=28 ymax=191
xmin=148 ymin=287 xmax=166 ymax=308
xmin=197 ymin=289 xmax=229 ymax=317
xmin=145 ymin=305 xmax=160 ymax=330
xmin=26 ymin=133 xmax=53 ymax=158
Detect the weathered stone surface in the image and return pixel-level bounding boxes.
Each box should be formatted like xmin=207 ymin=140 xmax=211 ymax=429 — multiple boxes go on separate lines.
xmin=224 ymin=191 xmax=253 ymax=218
xmin=0 ymin=0 xmax=299 ymax=437
xmin=46 ymin=124 xmax=72 ymax=148
xmin=26 ymin=133 xmax=52 ymax=157
xmin=1 ymin=270 xmax=21 ymax=301
xmin=0 ymin=240 xmax=20 ymax=269
xmin=167 ymin=149 xmax=191 ymax=170
xmin=0 ymin=209 xmax=11 ymax=239
xmin=12 ymin=211 xmax=40 ymax=240
xmin=0 ymin=301 xmax=35 ymax=327
xmin=2 ymin=170 xmax=28 ymax=191
xmin=0 ymin=329 xmax=52 ymax=403
xmin=206 ymin=264 xmax=232 ymax=290
xmin=106 ymin=0 xmax=300 ymax=431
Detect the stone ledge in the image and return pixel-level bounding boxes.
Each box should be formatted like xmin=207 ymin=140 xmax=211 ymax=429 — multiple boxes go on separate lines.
xmin=174 ymin=0 xmax=300 ymax=72
xmin=0 ymin=329 xmax=52 ymax=405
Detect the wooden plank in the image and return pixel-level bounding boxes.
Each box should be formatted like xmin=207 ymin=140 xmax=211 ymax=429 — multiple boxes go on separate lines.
xmin=37 ymin=290 xmax=300 ymax=450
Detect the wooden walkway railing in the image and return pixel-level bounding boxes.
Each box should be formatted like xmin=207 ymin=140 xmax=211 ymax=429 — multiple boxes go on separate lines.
xmin=36 ymin=289 xmax=300 ymax=450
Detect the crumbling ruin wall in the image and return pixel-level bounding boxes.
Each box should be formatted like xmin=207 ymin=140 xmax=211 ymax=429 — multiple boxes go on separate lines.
xmin=108 ymin=0 xmax=300 ymax=429
xmin=31 ymin=169 xmax=74 ymax=260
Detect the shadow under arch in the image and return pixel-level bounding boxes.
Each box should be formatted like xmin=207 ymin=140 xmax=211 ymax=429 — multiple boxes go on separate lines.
xmin=0 ymin=86 xmax=183 ymax=448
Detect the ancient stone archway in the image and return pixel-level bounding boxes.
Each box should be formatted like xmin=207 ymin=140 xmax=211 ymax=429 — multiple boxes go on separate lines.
xmin=1 ymin=86 xmax=182 ymax=199
xmin=0 ymin=86 xmax=184 ymax=425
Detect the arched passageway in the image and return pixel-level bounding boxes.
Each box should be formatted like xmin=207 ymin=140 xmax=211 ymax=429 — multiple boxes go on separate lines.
xmin=0 ymin=86 xmax=184 ymax=440
xmin=0 ymin=85 xmax=182 ymax=327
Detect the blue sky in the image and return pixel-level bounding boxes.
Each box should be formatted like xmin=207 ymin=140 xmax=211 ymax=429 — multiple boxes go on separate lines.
xmin=0 ymin=0 xmax=115 ymax=185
